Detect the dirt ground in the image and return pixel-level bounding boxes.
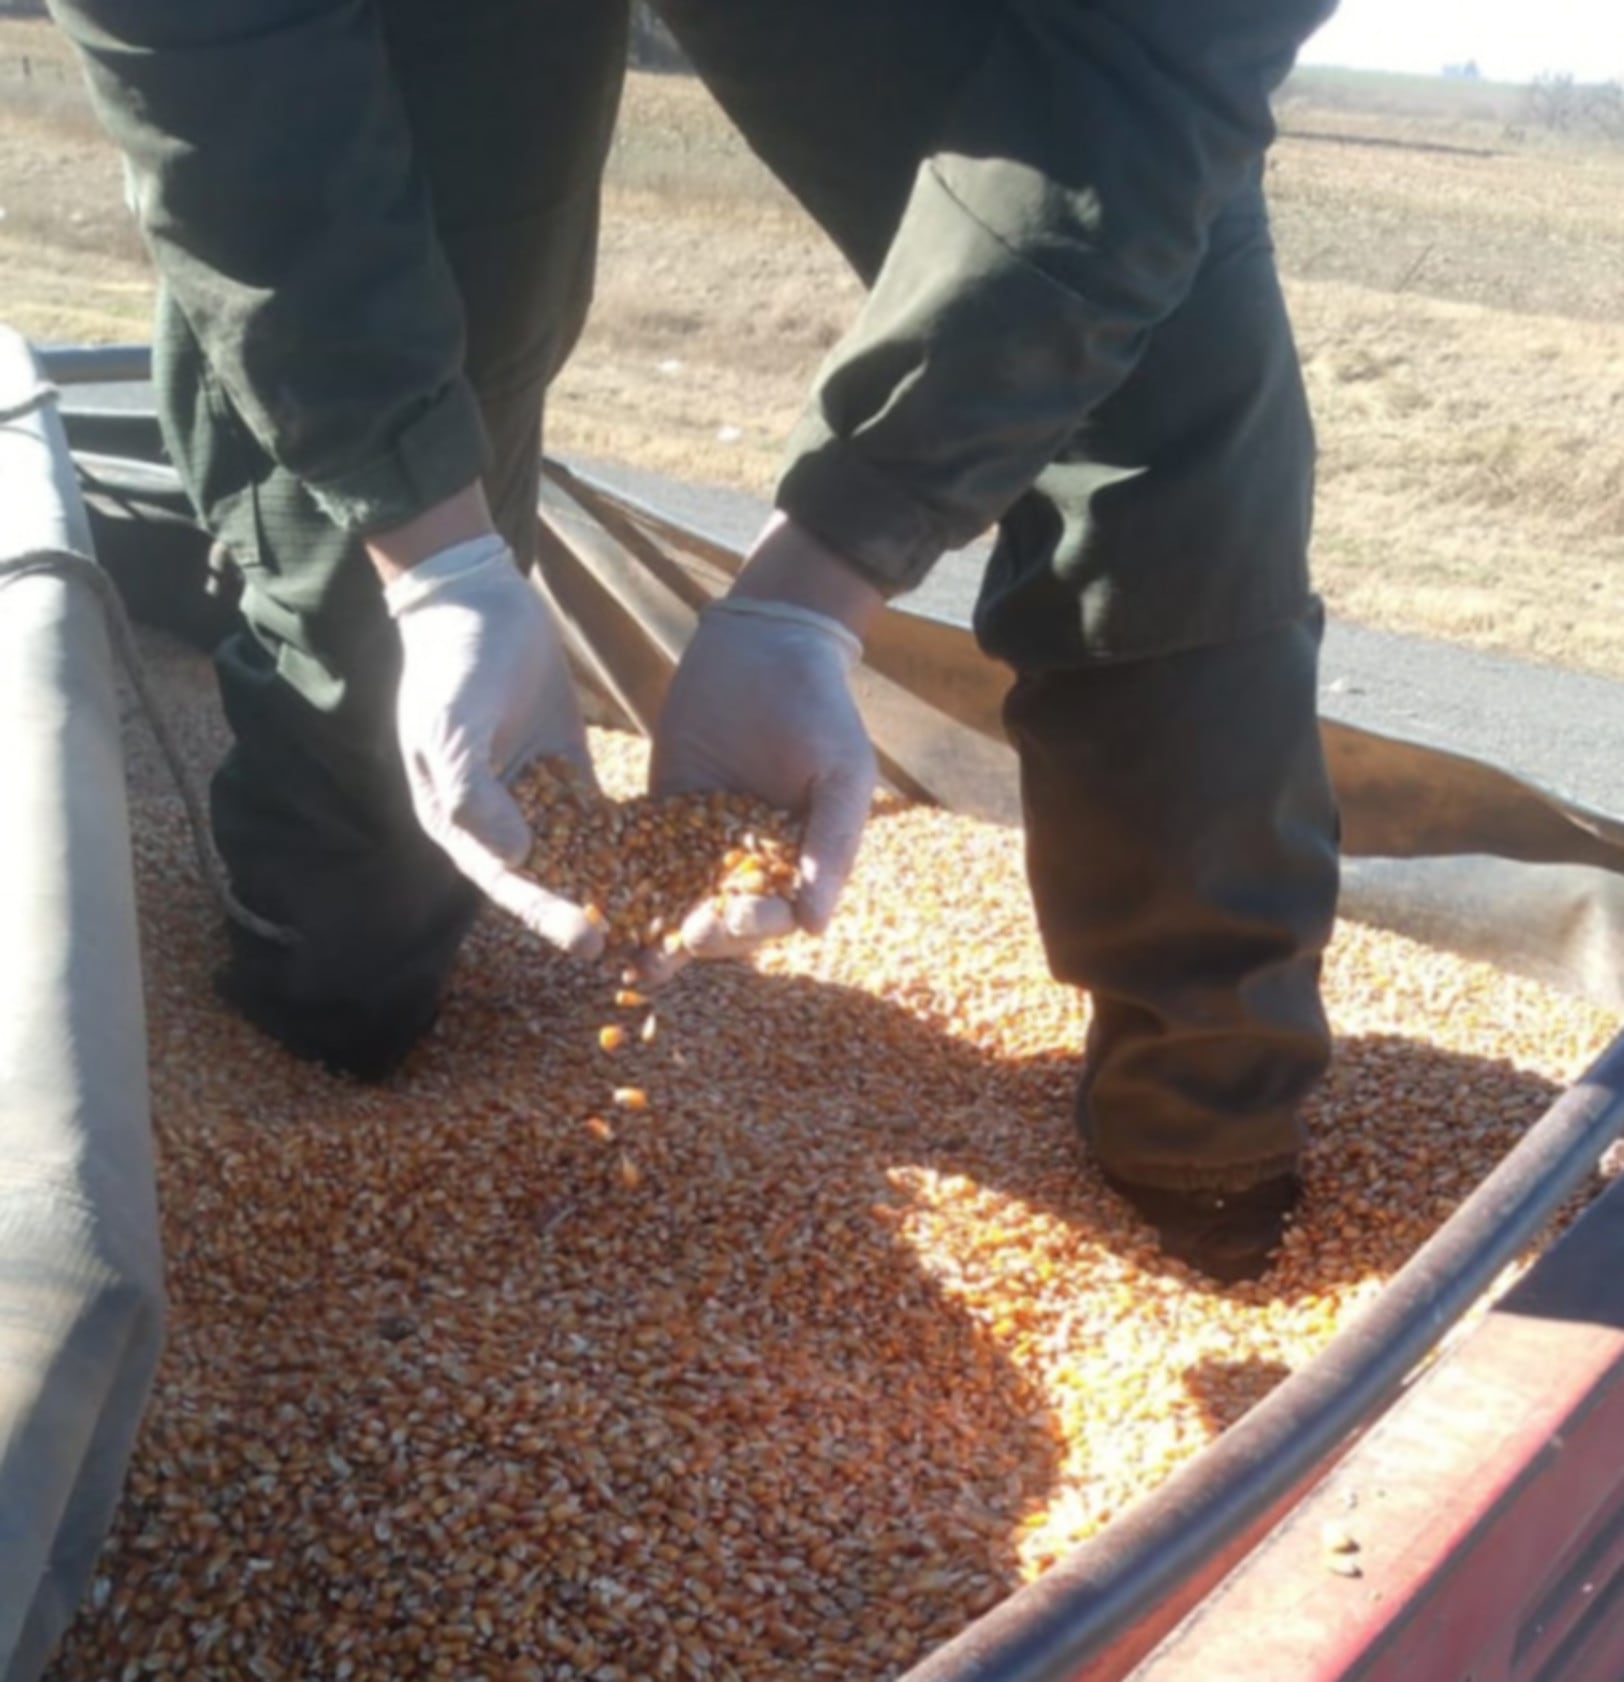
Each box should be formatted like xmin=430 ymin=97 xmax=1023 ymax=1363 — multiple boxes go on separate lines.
xmin=3 ymin=29 xmax=1623 ymax=679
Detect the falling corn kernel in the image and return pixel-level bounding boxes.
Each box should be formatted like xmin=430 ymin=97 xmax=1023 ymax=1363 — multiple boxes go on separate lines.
xmin=639 ymin=1014 xmax=659 ymax=1045
xmin=585 ymin=1116 xmax=614 ymax=1143
xmin=614 ymin=989 xmax=649 ymax=1010
xmin=1320 ymin=1522 xmax=1359 ymax=1555
xmin=617 ymin=1154 xmax=643 ymax=1190
xmin=598 ymin=1025 xmax=627 ymax=1052
xmin=612 ymin=1087 xmax=649 ymax=1112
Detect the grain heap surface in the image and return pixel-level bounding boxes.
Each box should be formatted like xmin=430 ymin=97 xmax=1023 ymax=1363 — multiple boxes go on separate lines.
xmin=513 ymin=755 xmax=799 ymax=954
xmin=52 ymin=662 xmax=1620 ymax=1682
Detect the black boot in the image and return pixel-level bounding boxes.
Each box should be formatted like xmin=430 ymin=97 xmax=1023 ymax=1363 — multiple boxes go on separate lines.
xmin=214 ymin=947 xmax=448 ymax=1083
xmin=1102 ymin=1169 xmax=1302 ymax=1284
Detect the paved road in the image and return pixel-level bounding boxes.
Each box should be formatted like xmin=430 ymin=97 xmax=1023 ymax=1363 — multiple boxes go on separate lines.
xmin=569 ymin=454 xmax=1624 ymax=818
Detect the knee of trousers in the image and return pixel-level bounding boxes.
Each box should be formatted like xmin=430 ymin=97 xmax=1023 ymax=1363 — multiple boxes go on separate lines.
xmin=975 ymin=191 xmax=1317 ymax=672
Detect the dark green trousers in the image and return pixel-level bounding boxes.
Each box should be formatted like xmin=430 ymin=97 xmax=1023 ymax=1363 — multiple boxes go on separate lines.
xmin=63 ymin=0 xmax=1337 ymax=1161
xmin=662 ymin=0 xmax=1338 ymax=1189
xmin=54 ymin=0 xmax=630 ymax=1072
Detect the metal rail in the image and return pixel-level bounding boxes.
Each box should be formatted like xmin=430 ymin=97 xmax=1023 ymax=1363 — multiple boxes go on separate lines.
xmin=37 ymin=342 xmax=152 ymax=387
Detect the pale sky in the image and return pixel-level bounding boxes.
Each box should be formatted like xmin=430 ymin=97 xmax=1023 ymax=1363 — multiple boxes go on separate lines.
xmin=1300 ymin=0 xmax=1624 ymax=83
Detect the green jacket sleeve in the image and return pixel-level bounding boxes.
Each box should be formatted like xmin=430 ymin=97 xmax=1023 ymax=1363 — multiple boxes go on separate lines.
xmin=776 ymin=0 xmax=1336 ymax=594
xmin=46 ymin=0 xmax=487 ymax=535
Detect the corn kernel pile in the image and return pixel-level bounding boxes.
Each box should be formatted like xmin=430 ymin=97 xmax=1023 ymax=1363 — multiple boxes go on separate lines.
xmin=53 ymin=652 xmax=1619 ymax=1682
xmin=513 ymin=755 xmax=800 ymax=953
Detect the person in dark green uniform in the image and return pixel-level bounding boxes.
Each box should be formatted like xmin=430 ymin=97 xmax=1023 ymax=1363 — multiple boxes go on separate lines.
xmin=49 ymin=0 xmax=1338 ymax=1282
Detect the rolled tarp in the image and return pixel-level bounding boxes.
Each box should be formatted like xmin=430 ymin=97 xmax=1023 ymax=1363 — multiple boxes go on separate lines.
xmin=0 ymin=327 xmax=163 ymax=1682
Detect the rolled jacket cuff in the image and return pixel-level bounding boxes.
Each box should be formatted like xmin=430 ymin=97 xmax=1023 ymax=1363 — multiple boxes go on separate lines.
xmin=775 ymin=416 xmax=966 ymax=598
xmin=303 ymin=376 xmax=491 ymax=538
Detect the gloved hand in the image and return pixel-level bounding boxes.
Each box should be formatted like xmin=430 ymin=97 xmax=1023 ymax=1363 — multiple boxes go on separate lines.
xmin=384 ymin=533 xmax=605 ymax=960
xmin=645 ymin=593 xmax=877 ymax=982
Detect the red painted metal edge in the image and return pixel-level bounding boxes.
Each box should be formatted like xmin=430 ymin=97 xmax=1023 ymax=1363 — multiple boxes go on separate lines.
xmin=1063 ymin=1457 xmax=1343 ymax=1682
xmin=1130 ymin=1170 xmax=1624 ymax=1682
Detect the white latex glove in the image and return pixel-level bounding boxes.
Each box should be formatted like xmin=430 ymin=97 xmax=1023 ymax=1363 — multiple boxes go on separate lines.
xmin=644 ymin=594 xmax=877 ymax=983
xmin=385 ymin=533 xmax=605 ymax=960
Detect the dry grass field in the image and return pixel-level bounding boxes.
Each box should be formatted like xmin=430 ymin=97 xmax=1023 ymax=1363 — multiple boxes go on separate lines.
xmin=3 ymin=27 xmax=1623 ymax=677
